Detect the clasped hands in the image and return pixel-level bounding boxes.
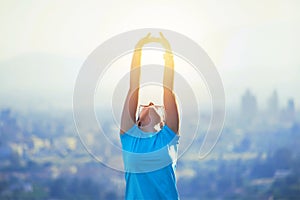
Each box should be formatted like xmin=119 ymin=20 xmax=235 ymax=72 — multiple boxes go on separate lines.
xmin=135 ymin=32 xmax=172 ymax=52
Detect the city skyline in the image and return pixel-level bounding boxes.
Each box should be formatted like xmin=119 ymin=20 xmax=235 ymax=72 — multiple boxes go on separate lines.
xmin=1 ymin=1 xmax=300 ymax=112
xmin=0 ymin=51 xmax=299 ymax=112
xmin=1 ymin=1 xmax=300 ymax=199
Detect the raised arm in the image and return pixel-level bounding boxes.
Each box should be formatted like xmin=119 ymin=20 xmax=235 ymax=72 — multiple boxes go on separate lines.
xmin=160 ymin=33 xmax=179 ymax=134
xmin=120 ymin=33 xmax=152 ymax=134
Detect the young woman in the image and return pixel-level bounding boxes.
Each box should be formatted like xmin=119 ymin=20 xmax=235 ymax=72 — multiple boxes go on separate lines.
xmin=120 ymin=32 xmax=180 ymax=199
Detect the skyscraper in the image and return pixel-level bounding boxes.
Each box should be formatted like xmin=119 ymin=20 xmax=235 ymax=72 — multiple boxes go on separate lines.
xmin=267 ymin=90 xmax=279 ymax=114
xmin=240 ymin=89 xmax=258 ymax=123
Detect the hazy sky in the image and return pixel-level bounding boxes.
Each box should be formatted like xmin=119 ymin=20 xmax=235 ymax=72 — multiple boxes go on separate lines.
xmin=1 ymin=0 xmax=300 ymax=111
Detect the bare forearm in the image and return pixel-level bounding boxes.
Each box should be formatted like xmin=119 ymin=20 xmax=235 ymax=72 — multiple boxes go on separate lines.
xmin=130 ymin=50 xmax=142 ymax=90
xmin=120 ymin=33 xmax=152 ymax=133
xmin=163 ymin=52 xmax=174 ymax=91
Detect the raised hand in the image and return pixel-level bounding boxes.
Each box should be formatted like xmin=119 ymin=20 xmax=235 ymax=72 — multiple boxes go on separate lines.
xmin=158 ymin=32 xmax=171 ymax=51
xmin=135 ymin=33 xmax=153 ymax=49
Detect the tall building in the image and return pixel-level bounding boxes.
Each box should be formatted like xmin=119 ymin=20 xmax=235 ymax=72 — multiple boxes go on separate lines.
xmin=280 ymin=98 xmax=296 ymax=123
xmin=240 ymin=89 xmax=258 ymax=122
xmin=267 ymin=90 xmax=279 ymax=114
xmin=286 ymin=98 xmax=295 ymax=122
xmin=287 ymin=99 xmax=295 ymax=113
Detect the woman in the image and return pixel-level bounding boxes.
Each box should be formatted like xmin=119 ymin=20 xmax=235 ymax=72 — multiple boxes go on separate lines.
xmin=120 ymin=32 xmax=180 ymax=199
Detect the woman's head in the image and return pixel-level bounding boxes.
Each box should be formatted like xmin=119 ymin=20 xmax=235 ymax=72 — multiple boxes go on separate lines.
xmin=137 ymin=102 xmax=165 ymax=130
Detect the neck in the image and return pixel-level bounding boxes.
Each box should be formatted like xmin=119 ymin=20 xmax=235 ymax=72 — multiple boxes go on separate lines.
xmin=139 ymin=123 xmax=160 ymax=132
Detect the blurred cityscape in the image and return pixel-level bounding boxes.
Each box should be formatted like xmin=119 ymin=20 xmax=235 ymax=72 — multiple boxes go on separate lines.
xmin=0 ymin=89 xmax=299 ymax=199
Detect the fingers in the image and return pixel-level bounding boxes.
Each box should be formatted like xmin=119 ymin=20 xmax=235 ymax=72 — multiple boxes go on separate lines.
xmin=150 ymin=37 xmax=160 ymax=43
xmin=145 ymin=33 xmax=151 ymax=38
xmin=159 ymin=32 xmax=165 ymax=39
xmin=158 ymin=32 xmax=171 ymax=50
xmin=137 ymin=32 xmax=170 ymax=49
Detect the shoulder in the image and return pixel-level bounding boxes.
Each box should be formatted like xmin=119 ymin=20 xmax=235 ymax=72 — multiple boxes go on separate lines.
xmin=160 ymin=125 xmax=180 ymax=144
xmin=162 ymin=125 xmax=179 ymax=136
xmin=120 ymin=124 xmax=137 ymax=136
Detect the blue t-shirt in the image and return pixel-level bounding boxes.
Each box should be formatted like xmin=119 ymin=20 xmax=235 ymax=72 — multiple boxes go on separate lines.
xmin=120 ymin=125 xmax=180 ymax=200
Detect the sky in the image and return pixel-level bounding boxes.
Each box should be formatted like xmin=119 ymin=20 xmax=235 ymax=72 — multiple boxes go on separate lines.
xmin=0 ymin=0 xmax=300 ymax=112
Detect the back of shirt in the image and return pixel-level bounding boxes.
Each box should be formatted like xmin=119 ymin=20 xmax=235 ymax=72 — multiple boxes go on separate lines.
xmin=120 ymin=125 xmax=180 ymax=200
